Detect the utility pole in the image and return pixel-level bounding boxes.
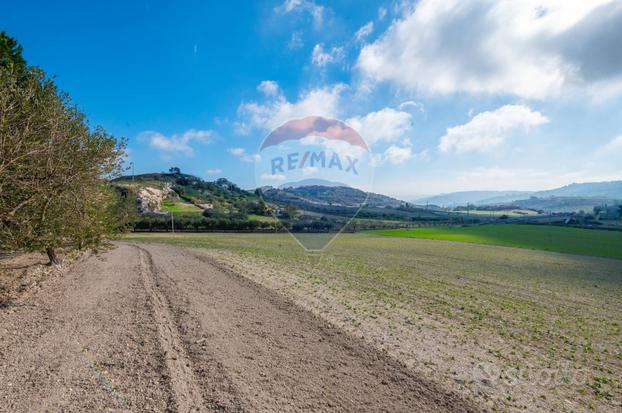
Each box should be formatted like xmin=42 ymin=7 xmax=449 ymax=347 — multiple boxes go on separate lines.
xmin=171 ymin=212 xmax=175 ymax=233
xmin=130 ymin=161 xmax=135 ymax=181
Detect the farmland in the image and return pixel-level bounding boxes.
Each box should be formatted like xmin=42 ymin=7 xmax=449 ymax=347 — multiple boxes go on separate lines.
xmin=125 ymin=231 xmax=622 ymax=412
xmin=372 ymin=224 xmax=622 ymax=260
xmin=160 ymin=199 xmax=203 ymax=214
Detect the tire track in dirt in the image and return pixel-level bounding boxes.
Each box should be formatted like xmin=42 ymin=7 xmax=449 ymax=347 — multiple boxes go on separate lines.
xmin=136 ymin=245 xmax=206 ymax=412
xmin=137 ymin=242 xmax=482 ymax=413
xmin=0 ymin=245 xmax=172 ymax=412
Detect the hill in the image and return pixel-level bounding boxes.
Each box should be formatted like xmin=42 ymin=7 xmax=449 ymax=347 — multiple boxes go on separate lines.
xmin=113 ymin=173 xmax=261 ymax=215
xmin=415 ymin=191 xmax=532 ymax=207
xmin=262 ymin=185 xmax=404 ymax=209
xmin=416 ymin=180 xmax=622 ymax=211
xmin=534 ymin=181 xmax=622 ymax=198
xmin=113 ymin=172 xmax=448 ymax=231
xmin=279 ymin=178 xmax=347 ymax=189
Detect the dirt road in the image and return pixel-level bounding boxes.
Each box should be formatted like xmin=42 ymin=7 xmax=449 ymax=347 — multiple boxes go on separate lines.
xmin=0 ymin=243 xmax=480 ymax=412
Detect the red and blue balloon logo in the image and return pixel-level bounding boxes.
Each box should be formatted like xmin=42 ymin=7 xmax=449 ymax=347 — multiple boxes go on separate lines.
xmin=254 ymin=116 xmax=375 ymax=251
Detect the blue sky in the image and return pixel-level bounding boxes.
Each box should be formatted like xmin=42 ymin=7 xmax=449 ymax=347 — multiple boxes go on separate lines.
xmin=3 ymin=0 xmax=622 ymax=199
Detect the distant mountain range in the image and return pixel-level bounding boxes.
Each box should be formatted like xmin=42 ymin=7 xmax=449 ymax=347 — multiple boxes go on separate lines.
xmin=535 ymin=181 xmax=622 ymax=198
xmin=414 ymin=191 xmax=532 ymax=207
xmin=415 ymin=181 xmax=622 ymax=208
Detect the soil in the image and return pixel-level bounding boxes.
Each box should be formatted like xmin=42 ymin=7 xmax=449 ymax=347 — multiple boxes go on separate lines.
xmin=0 ymin=242 xmax=481 ymax=412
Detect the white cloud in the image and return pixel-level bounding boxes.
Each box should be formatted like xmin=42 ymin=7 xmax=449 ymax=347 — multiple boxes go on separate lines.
xmin=228 ymin=147 xmax=260 ymax=163
xmin=398 ymin=100 xmax=425 ymax=113
xmin=257 ymin=80 xmax=280 ymax=97
xmin=276 ymin=0 xmax=325 ymax=27
xmin=237 ymin=84 xmax=345 ymax=131
xmin=383 ymin=145 xmax=413 ymax=164
xmin=439 ymin=105 xmax=548 ymax=153
xmin=261 ymin=173 xmax=287 ymax=181
xmin=378 ymin=6 xmax=387 ymax=20
xmin=346 ymin=107 xmax=413 ymax=145
xmin=205 ymin=168 xmax=222 ymax=175
xmin=370 ymin=144 xmax=418 ymax=166
xmin=357 ymin=0 xmax=622 ymax=99
xmin=143 ymin=129 xmax=213 ymax=156
xmin=354 ymin=22 xmax=374 ymax=42
xmin=311 ymin=44 xmax=344 ymax=67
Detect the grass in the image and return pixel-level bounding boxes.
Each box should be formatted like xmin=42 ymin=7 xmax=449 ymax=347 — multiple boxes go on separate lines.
xmin=371 ymin=224 xmax=622 ymax=260
xmin=123 ymin=232 xmax=622 ymax=411
xmin=160 ymin=199 xmax=203 ymax=214
xmin=248 ymin=214 xmax=276 ymax=223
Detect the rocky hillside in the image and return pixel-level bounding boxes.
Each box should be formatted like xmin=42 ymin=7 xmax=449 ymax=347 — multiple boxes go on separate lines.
xmin=113 ymin=172 xmax=262 ymax=215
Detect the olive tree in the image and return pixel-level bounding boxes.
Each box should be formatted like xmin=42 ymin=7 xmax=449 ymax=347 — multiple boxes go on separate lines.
xmin=0 ymin=32 xmax=126 ymax=264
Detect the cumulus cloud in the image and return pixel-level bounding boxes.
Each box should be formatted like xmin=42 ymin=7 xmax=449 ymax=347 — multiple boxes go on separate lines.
xmin=257 ymin=80 xmax=280 ymax=97
xmin=205 ymin=168 xmax=222 ymax=175
xmin=346 ymin=108 xmax=413 ymax=145
xmin=142 ymin=129 xmax=213 ymax=156
xmin=354 ymin=22 xmax=374 ymax=42
xmin=383 ymin=145 xmax=413 ymax=164
xmin=311 ymin=44 xmax=344 ymax=67
xmin=228 ymin=147 xmax=260 ymax=163
xmin=370 ymin=144 xmax=420 ymax=166
xmin=357 ymin=0 xmax=622 ymax=99
xmin=237 ymin=84 xmax=345 ymax=132
xmin=275 ymin=0 xmax=325 ymax=27
xmin=438 ymin=105 xmax=548 ymax=153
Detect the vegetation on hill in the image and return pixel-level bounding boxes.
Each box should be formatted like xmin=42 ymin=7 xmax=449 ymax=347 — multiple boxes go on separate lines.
xmin=261 ymin=185 xmax=404 ymax=208
xmin=0 ymin=32 xmax=128 ymax=264
xmin=116 ymin=172 xmax=452 ymax=233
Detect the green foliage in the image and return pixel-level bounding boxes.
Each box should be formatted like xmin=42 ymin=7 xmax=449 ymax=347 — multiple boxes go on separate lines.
xmin=0 ymin=32 xmax=26 ymax=75
xmin=132 ymin=214 xmax=278 ymax=232
xmin=0 ymin=33 xmax=126 ymax=262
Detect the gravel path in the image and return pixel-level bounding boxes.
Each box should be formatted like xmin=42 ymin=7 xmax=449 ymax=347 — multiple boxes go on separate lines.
xmin=0 ymin=243 xmax=480 ymax=412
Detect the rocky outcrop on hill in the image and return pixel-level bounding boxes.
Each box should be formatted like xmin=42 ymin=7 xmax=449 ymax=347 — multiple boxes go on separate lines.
xmin=136 ymin=184 xmax=172 ymax=213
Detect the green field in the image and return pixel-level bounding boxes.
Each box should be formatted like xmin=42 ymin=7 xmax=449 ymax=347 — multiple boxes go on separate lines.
xmin=124 ymin=231 xmax=622 ymax=411
xmin=160 ymin=199 xmax=203 ymax=214
xmin=248 ymin=213 xmax=276 ymax=223
xmin=372 ymin=224 xmax=622 ymax=260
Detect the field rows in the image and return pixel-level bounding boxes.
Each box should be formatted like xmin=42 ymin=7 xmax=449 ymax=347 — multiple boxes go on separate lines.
xmin=126 ymin=232 xmax=622 ymax=412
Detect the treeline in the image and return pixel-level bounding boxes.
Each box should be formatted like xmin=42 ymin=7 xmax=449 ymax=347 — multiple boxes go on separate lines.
xmin=0 ymin=32 xmax=129 ymax=264
xmin=130 ymin=213 xmax=459 ymax=233
xmin=133 ymin=215 xmax=281 ymax=232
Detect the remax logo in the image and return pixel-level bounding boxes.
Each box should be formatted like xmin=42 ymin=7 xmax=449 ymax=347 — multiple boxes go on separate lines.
xmin=270 ymin=150 xmax=360 ymax=176
xmin=255 ymin=116 xmax=374 ymax=251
